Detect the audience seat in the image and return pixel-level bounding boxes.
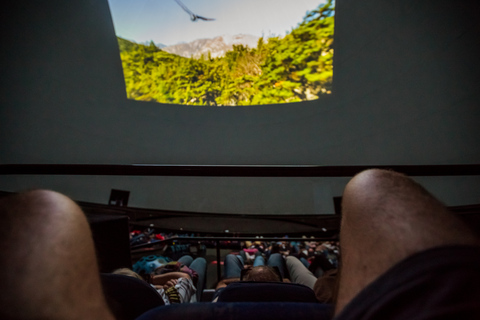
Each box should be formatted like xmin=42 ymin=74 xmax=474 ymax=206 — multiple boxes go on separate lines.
xmin=101 ymin=273 xmax=164 ymax=320
xmin=137 ymin=302 xmax=333 ymax=320
xmin=217 ymin=281 xmax=320 ymax=303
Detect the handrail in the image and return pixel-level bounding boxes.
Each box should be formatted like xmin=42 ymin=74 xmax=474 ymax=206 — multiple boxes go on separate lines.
xmin=130 ymin=236 xmax=335 ymax=250
xmin=1 ymin=164 xmax=480 ymax=177
xmin=130 ymin=236 xmax=335 ymax=283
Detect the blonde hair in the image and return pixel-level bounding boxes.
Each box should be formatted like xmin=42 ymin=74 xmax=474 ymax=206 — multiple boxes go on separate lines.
xmin=112 ymin=268 xmax=143 ymax=280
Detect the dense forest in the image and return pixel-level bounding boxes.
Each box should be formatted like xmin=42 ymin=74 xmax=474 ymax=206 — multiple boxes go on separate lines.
xmin=118 ymin=0 xmax=334 ymax=106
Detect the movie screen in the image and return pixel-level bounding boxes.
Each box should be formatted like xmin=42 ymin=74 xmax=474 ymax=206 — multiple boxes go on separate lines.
xmin=108 ymin=0 xmax=335 ymax=106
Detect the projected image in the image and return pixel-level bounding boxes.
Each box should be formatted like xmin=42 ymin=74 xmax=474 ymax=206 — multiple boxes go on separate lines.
xmin=108 ymin=0 xmax=335 ymax=106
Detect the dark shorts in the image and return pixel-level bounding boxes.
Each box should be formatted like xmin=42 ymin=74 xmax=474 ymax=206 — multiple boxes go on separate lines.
xmin=334 ymin=245 xmax=480 ymax=320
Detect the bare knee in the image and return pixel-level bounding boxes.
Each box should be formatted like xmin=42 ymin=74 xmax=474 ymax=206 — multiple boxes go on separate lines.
xmin=0 ymin=188 xmax=91 ymax=289
xmin=335 ymin=170 xmax=480 ymax=315
xmin=15 ymin=189 xmax=83 ymax=218
xmin=343 ymin=169 xmax=406 ymax=203
xmin=1 ymin=189 xmax=84 ymax=223
xmin=0 ymin=190 xmax=113 ymax=319
xmin=341 ymin=169 xmax=437 ymax=219
xmin=341 ymin=168 xmax=479 ymax=248
xmin=1 ymin=189 xmax=90 ymax=252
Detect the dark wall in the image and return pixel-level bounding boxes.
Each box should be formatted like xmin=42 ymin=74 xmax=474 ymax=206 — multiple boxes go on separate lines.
xmin=1 ymin=0 xmax=479 ymax=213
xmin=87 ymin=213 xmax=132 ymax=272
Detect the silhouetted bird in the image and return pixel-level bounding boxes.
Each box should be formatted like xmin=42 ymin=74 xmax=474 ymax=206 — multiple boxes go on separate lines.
xmin=174 ymin=0 xmax=215 ymax=21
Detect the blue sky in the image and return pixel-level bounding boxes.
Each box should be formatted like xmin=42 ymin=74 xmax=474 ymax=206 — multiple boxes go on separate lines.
xmin=107 ymin=0 xmax=328 ymax=46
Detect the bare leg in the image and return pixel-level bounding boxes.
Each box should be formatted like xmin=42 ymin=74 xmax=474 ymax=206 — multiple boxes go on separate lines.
xmin=0 ymin=190 xmax=114 ymax=320
xmin=335 ymin=169 xmax=480 ymax=315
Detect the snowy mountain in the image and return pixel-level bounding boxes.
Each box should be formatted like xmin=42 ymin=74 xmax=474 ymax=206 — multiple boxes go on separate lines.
xmin=140 ymin=40 xmax=167 ymax=49
xmin=162 ymin=34 xmax=260 ymax=59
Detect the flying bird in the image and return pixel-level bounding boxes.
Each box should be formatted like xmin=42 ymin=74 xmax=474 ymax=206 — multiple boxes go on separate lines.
xmin=174 ymin=0 xmax=215 ymax=21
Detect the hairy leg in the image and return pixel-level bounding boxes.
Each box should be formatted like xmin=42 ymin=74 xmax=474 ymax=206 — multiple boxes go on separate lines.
xmin=335 ymin=169 xmax=480 ymax=315
xmin=0 ymin=190 xmax=114 ymax=320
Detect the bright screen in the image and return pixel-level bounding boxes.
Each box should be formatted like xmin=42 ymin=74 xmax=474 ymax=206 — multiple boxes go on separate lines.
xmin=108 ymin=0 xmax=335 ymax=106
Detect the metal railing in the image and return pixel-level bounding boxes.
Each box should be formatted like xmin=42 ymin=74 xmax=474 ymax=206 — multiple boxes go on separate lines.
xmin=131 ymin=236 xmax=337 ymax=282
xmin=1 ymin=163 xmax=480 ymax=177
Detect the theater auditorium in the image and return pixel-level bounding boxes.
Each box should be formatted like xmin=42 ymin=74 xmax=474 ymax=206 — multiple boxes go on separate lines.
xmin=1 ymin=0 xmax=480 ymax=319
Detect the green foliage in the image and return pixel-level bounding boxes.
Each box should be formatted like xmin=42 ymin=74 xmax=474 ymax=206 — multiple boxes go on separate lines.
xmin=117 ymin=0 xmax=334 ymax=106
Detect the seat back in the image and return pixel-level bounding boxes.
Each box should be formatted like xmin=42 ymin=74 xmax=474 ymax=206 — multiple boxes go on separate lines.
xmin=217 ymin=281 xmax=319 ymax=303
xmin=100 ymin=273 xmax=164 ymax=320
xmin=137 ymin=302 xmax=333 ymax=320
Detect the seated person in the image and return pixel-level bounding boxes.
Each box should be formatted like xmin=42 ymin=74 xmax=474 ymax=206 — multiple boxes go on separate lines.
xmin=112 ymin=267 xmax=145 ymax=280
xmin=101 ymin=257 xmax=203 ymax=319
xmin=113 ymin=254 xmax=205 ymax=305
xmin=265 ymin=241 xmax=293 ymax=258
xmin=285 ymin=255 xmax=337 ymax=303
xmin=150 ymin=269 xmax=196 ymax=304
xmin=212 ymin=252 xmax=287 ymax=301
xmin=220 ymin=252 xmax=288 ymax=285
xmin=214 ymin=265 xmax=282 ymax=302
xmin=151 ymin=254 xmax=207 ymax=302
xmin=240 ymin=265 xmax=282 ymax=282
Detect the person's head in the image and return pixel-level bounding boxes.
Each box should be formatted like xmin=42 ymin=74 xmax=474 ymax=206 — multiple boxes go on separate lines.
xmin=112 ymin=268 xmax=143 ymax=280
xmin=241 ymin=266 xmax=282 ymax=282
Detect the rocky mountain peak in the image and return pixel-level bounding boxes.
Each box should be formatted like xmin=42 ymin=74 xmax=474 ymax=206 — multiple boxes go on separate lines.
xmin=162 ymin=34 xmax=260 ymax=59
